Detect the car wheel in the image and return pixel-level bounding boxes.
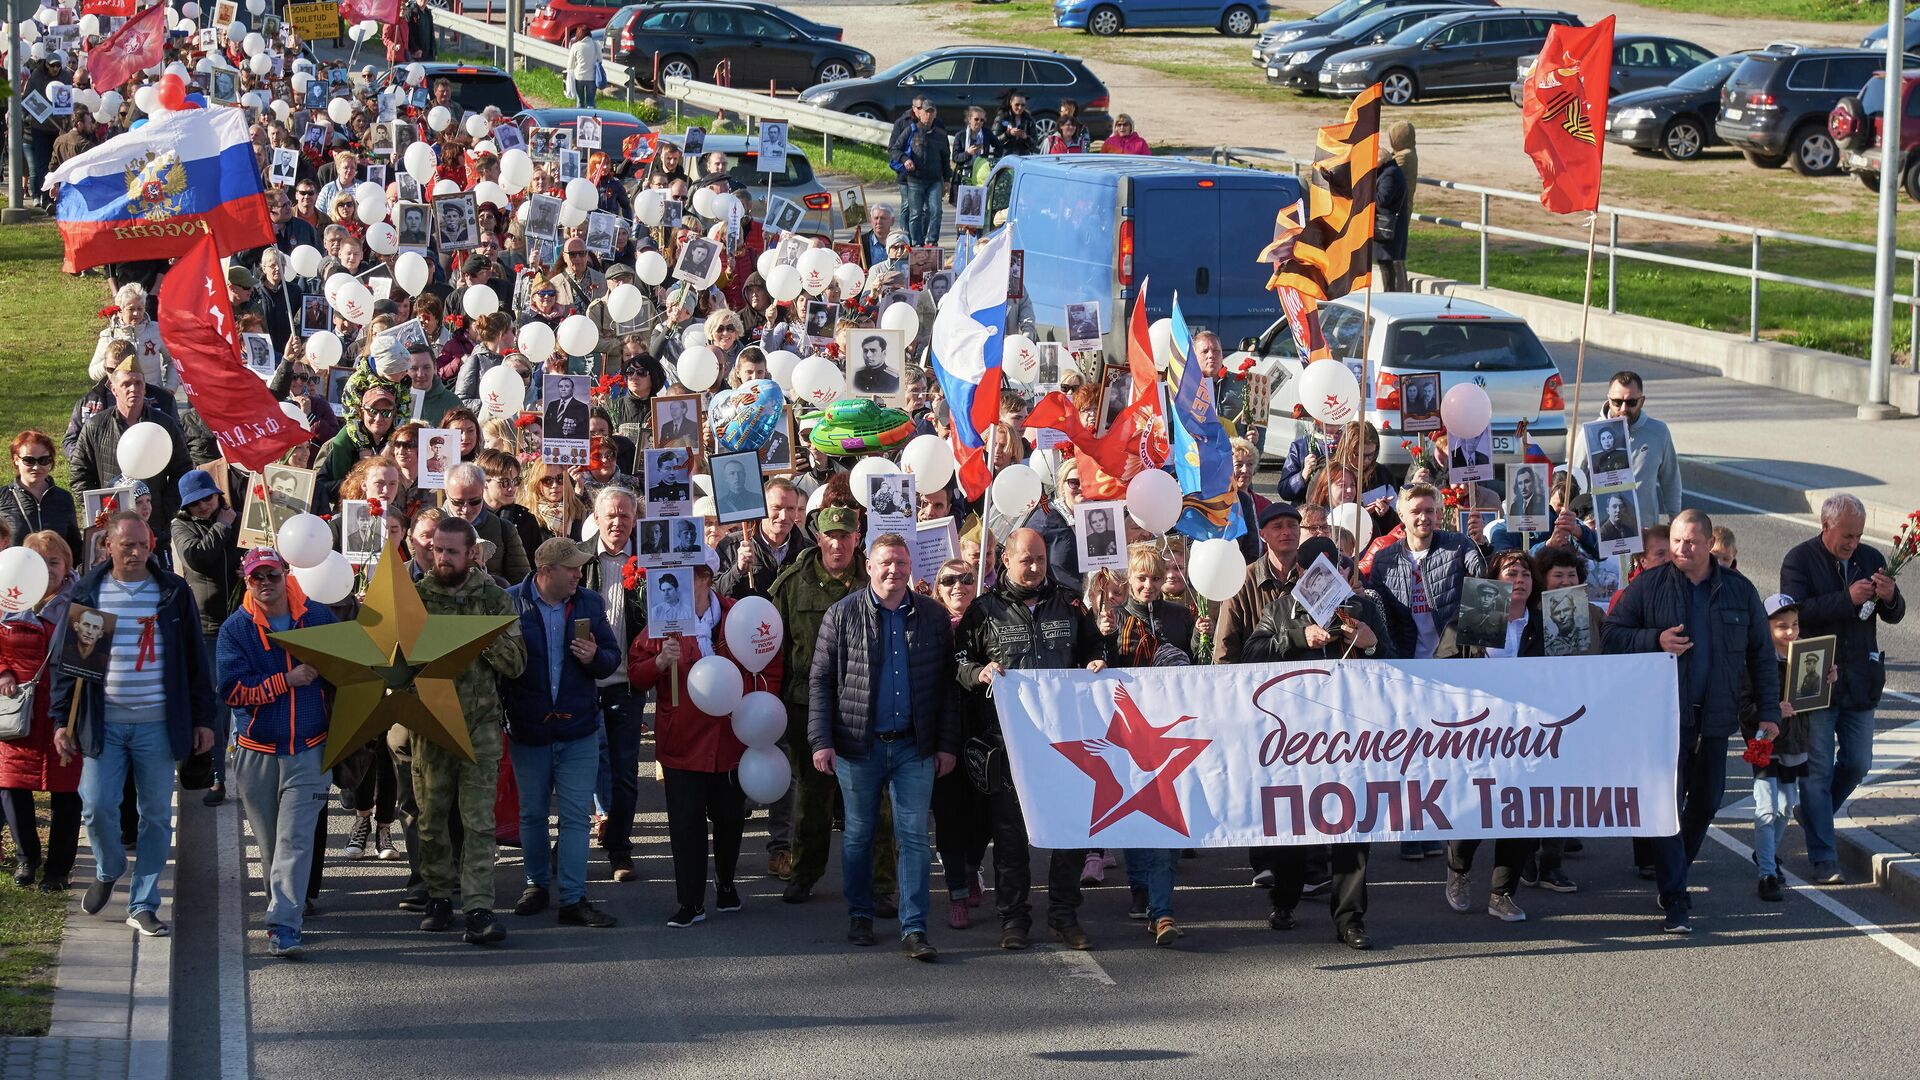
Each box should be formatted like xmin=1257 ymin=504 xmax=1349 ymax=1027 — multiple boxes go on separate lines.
xmin=660 ymin=55 xmax=697 ymax=85
xmin=1220 ymin=5 xmax=1257 ymax=37
xmin=1380 ymin=69 xmax=1416 ymax=106
xmin=850 ymin=105 xmax=884 ymax=122
xmin=1904 ymin=159 xmax=1920 ymax=203
xmin=1858 ymin=169 xmax=1882 ymax=192
xmin=1660 ymin=118 xmax=1704 ymax=162
xmin=1788 ymin=123 xmax=1840 ymax=176
xmin=1742 ymin=149 xmax=1787 ymax=169
xmin=815 ymin=61 xmax=853 ymax=84
xmin=1031 ymin=112 xmax=1060 ymax=141
xmin=1088 ymin=5 xmax=1122 ymax=36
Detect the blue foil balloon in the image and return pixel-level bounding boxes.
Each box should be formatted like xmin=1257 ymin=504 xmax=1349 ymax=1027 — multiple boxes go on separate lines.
xmin=709 ymin=378 xmax=786 ymax=453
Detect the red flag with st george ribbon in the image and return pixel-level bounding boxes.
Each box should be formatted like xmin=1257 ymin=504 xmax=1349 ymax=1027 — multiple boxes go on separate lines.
xmin=85 ymin=4 xmax=167 ymax=95
xmin=159 ymin=237 xmax=311 ymax=472
xmin=1023 ymin=282 xmax=1168 ymax=501
xmin=1521 ymin=15 xmax=1615 ymax=214
xmin=339 ymin=0 xmax=401 ymax=26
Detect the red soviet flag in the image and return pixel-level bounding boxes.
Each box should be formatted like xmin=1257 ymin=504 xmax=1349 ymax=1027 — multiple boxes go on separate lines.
xmin=82 ymin=0 xmax=138 ymax=15
xmin=339 ymin=0 xmax=401 ymax=27
xmin=1521 ymin=15 xmax=1615 ymax=214
xmin=159 ymin=237 xmax=310 ymax=472
xmin=85 ymin=4 xmax=166 ymax=96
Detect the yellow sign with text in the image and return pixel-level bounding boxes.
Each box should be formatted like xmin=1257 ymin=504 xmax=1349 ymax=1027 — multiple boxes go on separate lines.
xmin=286 ymin=3 xmax=340 ymax=43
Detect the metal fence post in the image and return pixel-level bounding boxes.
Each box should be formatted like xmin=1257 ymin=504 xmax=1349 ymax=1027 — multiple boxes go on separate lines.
xmin=1749 ymin=234 xmax=1761 ymax=342
xmin=1910 ymin=254 xmax=1918 ymax=366
xmin=1607 ymin=213 xmax=1618 ymax=314
xmin=823 ymin=132 xmax=833 ymax=166
xmin=1478 ymin=192 xmax=1489 ymax=288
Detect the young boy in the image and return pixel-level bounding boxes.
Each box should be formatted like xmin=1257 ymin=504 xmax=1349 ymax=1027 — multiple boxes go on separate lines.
xmin=1712 ymin=526 xmax=1739 ymax=571
xmin=1745 ymin=594 xmax=1815 ymax=901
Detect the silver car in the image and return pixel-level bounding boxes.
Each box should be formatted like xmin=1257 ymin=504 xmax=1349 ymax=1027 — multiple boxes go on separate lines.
xmin=1254 ymin=292 xmax=1568 ymax=467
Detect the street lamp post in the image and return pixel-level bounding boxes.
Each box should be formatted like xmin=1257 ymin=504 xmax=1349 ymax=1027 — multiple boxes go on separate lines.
xmin=1863 ymin=0 xmax=1905 ymax=420
xmin=4 ymin=0 xmax=34 ymax=224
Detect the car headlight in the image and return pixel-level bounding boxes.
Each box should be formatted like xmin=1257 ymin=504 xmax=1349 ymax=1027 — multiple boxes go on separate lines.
xmin=808 ymin=88 xmax=838 ymax=104
xmin=854 ymin=51 xmax=873 ymax=66
xmin=1337 ymin=60 xmax=1372 ymax=74
xmin=1288 ymin=50 xmax=1319 ymax=65
xmin=1614 ymin=107 xmax=1656 ymax=123
xmin=1275 ymin=28 xmax=1305 ymax=43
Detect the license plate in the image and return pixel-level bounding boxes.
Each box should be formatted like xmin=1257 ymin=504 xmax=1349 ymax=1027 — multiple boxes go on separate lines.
xmin=1267 ymin=67 xmax=1280 ymax=77
xmin=1491 ymin=435 xmax=1517 ymax=455
xmin=1724 ymin=108 xmax=1742 ymax=121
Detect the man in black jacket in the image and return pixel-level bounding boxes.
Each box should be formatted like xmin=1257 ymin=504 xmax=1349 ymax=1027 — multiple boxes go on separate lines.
xmin=70 ymin=359 xmax=193 ymax=555
xmin=1604 ymin=508 xmax=1780 ymax=934
xmin=713 ymin=477 xmax=812 ymax=599
xmin=889 ymin=96 xmax=952 ymax=248
xmin=955 ymin=528 xmax=1109 ymax=951
xmin=1779 ymin=493 xmax=1906 ymax=885
xmin=808 ymin=534 xmax=958 ymax=961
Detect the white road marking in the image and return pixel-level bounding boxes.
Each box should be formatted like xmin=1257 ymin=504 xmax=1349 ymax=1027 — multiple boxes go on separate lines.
xmin=222 ymin=807 xmax=253 ymax=1080
xmin=1686 ymin=489 xmax=1900 ymax=547
xmin=1044 ymin=945 xmax=1117 ymax=987
xmin=1705 ymin=825 xmax=1920 ymax=971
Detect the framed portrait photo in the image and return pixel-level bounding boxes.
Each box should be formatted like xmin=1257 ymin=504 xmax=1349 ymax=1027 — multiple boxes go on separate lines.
xmin=1582 ymin=416 xmax=1634 ymax=493
xmin=758 ymin=409 xmax=796 ymax=475
xmin=643 ymin=447 xmax=695 ymax=520
xmin=1074 ymin=500 xmax=1127 ymax=575
xmin=844 ymin=327 xmax=904 ymax=404
xmin=59 ymin=605 xmax=118 ymax=683
xmin=434 ymin=191 xmax=480 ymax=252
xmin=1095 ymin=362 xmax=1132 ymax=437
xmin=709 ymin=450 xmax=768 ymax=526
xmin=1399 ymin=371 xmax=1442 ymax=434
xmin=651 ymin=393 xmax=706 ymax=459
xmin=1786 ymin=634 xmax=1836 ymax=713
xmin=1504 ymin=463 xmax=1552 ymax=535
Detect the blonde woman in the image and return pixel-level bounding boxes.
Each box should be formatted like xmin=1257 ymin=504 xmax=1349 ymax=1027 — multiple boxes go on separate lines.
xmin=516 ymin=458 xmax=588 ymax=551
xmin=704 ymin=309 xmax=745 ymax=372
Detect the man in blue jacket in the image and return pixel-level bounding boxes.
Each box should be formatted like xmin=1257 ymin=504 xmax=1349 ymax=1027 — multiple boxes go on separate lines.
xmin=1605 ymin=508 xmax=1781 ymax=935
xmin=888 ymin=95 xmax=951 ymax=247
xmin=217 ymin=549 xmax=337 ymax=959
xmin=503 ymin=538 xmax=622 ymax=928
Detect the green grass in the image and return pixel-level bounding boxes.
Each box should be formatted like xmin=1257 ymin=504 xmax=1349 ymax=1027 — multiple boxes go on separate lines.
xmin=1408 ymin=222 xmax=1911 ymax=361
xmin=0 ymin=222 xmax=108 ymax=489
xmin=0 ymin=858 xmax=70 ymax=1036
xmin=1621 ymin=0 xmax=1894 ymax=21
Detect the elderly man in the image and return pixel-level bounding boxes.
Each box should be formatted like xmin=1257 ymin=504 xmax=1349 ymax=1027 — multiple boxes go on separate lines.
xmin=443 ymin=463 xmax=530 ymax=583
xmin=1605 ymin=509 xmax=1778 ymax=934
xmin=575 ymin=486 xmax=647 ymax=880
xmin=809 ymin=533 xmax=959 ymax=960
xmin=51 ymin=513 xmax=217 ymax=936
xmin=1780 ymin=493 xmax=1906 ymax=885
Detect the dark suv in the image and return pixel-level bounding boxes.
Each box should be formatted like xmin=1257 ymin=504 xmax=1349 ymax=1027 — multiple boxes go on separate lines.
xmin=1715 ymin=44 xmax=1919 ymax=175
xmin=797 ymin=45 xmax=1111 ymax=141
xmin=606 ymin=2 xmax=873 ymax=89
xmin=1320 ymin=7 xmax=1581 ymax=106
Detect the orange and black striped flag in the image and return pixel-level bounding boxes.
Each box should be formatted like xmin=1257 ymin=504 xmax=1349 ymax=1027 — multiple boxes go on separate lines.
xmin=1270 ymin=84 xmax=1381 ymax=303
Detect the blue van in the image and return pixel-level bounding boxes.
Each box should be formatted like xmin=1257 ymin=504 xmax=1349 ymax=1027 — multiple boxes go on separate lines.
xmin=1054 ymin=0 xmax=1268 ymax=37
xmin=981 ymin=154 xmax=1303 ymax=353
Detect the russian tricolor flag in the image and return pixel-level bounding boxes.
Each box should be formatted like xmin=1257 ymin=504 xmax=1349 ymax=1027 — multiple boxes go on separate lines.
xmin=47 ymin=106 xmax=274 ymax=273
xmin=928 ymin=228 xmax=1013 ymax=498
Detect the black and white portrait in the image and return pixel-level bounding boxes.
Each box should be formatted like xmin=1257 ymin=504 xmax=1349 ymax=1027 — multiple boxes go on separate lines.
xmin=757 ymin=121 xmax=789 ymax=173
xmin=644 ymin=447 xmax=694 ymax=519
xmin=1096 ymin=364 xmax=1132 ymax=436
xmin=1400 ymin=371 xmax=1441 ymax=433
xmin=58 ymin=605 xmax=117 ymax=683
xmin=241 ymin=333 xmax=276 ymax=379
xmin=543 ymin=374 xmax=593 ymax=443
xmin=661 ymin=198 xmax=684 ymax=230
xmin=325 ymin=367 xmax=352 ymax=415
xmin=652 ymin=394 xmax=703 ymax=452
xmin=1065 ymin=301 xmax=1101 ymax=353
xmin=301 ymin=294 xmax=332 ymax=337
xmin=774 ymin=232 xmax=809 ymax=268
xmin=493 ymin=122 xmax=524 ymax=152
xmin=525 ymin=194 xmax=564 ymax=242
xmin=646 ymin=566 xmax=695 ymax=635
xmin=1505 ymin=463 xmax=1550 ymax=534
xmin=1035 ymin=342 xmax=1063 ymax=391
xmin=396 ymin=202 xmax=432 ymax=251
xmin=710 ymin=450 xmax=767 ymax=525
xmin=576 ymin=114 xmax=603 ymax=151
xmin=1542 ymin=585 xmax=1591 ymax=657
xmin=1595 ymin=493 xmax=1643 ymax=558
xmin=240 ymin=464 xmax=316 ymax=548
xmin=673 ymin=236 xmax=721 ymax=285
xmin=1074 ymin=499 xmax=1127 ymax=574
xmin=368 ymin=121 xmax=395 ymax=157
xmin=954 ymin=184 xmax=985 ymax=229
xmin=926 ymin=270 xmax=954 ymax=308
xmin=758 ymin=411 xmax=795 ymax=474
xmin=435 ymin=192 xmax=479 ymax=251
xmin=395 ymin=174 xmax=424 ymax=204
xmin=341 ymin=499 xmax=386 ymax=565
xmin=804 ymin=301 xmax=837 ymax=348
xmin=420 ymin=428 xmax=458 ymax=489
xmin=847 ymin=328 xmax=903 ymax=401
xmin=1447 ymin=428 xmax=1493 ymax=486
xmin=866 ymin=475 xmax=911 ymax=519
xmin=586 ymin=211 xmax=619 ymax=257
xmin=303 ymin=80 xmax=327 ymax=110
xmin=270 ymin=148 xmax=299 ymax=188
xmin=1454 ymin=577 xmax=1513 ymax=651
xmin=300 ymin=119 xmax=329 ymax=155
xmin=764 ymin=196 xmax=804 ymax=236
xmin=1583 ymin=417 xmax=1633 ymax=491
xmin=558 ymin=148 xmax=583 ymax=183
xmin=363 ymin=164 xmax=388 ymax=190
xmin=1291 ymin=553 xmax=1354 ymax=629
xmin=682 ymin=126 xmax=706 ymax=158
xmin=1786 ymin=635 xmax=1834 ymax=712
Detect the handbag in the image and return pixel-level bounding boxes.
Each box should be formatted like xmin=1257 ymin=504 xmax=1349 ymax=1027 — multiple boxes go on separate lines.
xmin=0 ymin=651 xmax=51 ymax=742
xmin=178 ymin=749 xmax=216 ymax=790
xmin=964 ymin=734 xmax=1006 ymax=796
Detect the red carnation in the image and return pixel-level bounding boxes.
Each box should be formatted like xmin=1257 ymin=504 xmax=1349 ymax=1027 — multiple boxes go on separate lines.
xmin=621 ymin=556 xmax=643 ymax=591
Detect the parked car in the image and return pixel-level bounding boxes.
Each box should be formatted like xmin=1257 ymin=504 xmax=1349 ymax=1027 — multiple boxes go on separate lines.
xmin=1509 ymin=35 xmax=1714 ymax=107
xmin=372 ymin=63 xmax=527 ymax=117
xmin=512 ymin=108 xmax=653 ymax=163
xmin=1251 ymin=293 xmax=1568 ymax=468
xmin=1830 ymin=71 xmax=1920 ymax=197
xmin=1054 ymin=0 xmax=1267 ymax=38
xmin=797 ymin=45 xmax=1113 ymax=142
xmin=605 ymin=1 xmax=873 ymax=89
xmin=1321 ymin=8 xmax=1582 ymax=106
xmin=1604 ymin=51 xmax=1748 ymax=162
xmin=1251 ymin=0 xmax=1494 ymax=66
xmin=526 ymin=0 xmax=628 ymax=44
xmin=1262 ymin=4 xmax=1462 ymax=92
xmin=654 ymin=133 xmax=846 ymax=236
xmin=1862 ymin=12 xmax=1920 ymax=50
xmin=1715 ymin=44 xmax=1920 ymax=175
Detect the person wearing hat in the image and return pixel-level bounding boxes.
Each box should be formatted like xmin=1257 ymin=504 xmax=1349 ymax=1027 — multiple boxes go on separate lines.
xmin=172 ymin=469 xmax=243 ymax=804
xmin=557 ymin=237 xmax=608 ymax=311
xmin=69 ymin=357 xmax=193 ymax=555
xmin=320 ymin=379 xmax=401 ymax=499
xmin=887 ymin=94 xmax=951 ymax=248
xmin=501 ymin=537 xmax=621 ymax=928
xmin=216 ymin=550 xmax=339 ymax=958
xmin=1745 ymin=593 xmax=1818 ymax=902
xmin=588 ymin=263 xmax=658 ymax=359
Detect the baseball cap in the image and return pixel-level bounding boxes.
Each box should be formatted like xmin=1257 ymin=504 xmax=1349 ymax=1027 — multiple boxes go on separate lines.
xmin=240 ymin=549 xmax=289 ymax=578
xmin=535 ymin=536 xmax=593 ymax=569
xmin=1764 ymin=593 xmax=1800 ymax=618
xmin=361 ymin=382 xmax=399 ymax=406
xmin=816 ymin=506 xmax=858 ymax=535
xmin=1259 ymin=502 xmax=1302 ymax=528
xmin=1297 ymin=536 xmax=1341 ymax=571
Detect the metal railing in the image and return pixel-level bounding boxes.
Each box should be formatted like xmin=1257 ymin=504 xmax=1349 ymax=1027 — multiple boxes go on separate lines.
xmin=1209 ymin=145 xmax=1920 ymax=352
xmin=432 ymin=8 xmax=634 ymax=88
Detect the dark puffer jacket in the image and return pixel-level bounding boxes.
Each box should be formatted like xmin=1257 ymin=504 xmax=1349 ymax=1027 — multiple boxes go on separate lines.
xmin=806 ymin=589 xmax=958 ymax=760
xmin=954 ymin=580 xmax=1106 ymax=733
xmin=1602 ymin=561 xmax=1779 ymax=740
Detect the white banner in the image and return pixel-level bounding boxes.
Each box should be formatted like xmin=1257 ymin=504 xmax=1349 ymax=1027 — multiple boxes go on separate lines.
xmin=993 ymin=656 xmax=1680 ymax=849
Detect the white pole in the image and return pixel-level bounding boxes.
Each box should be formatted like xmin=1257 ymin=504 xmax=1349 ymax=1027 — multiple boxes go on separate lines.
xmin=1863 ymin=0 xmax=1904 ymax=421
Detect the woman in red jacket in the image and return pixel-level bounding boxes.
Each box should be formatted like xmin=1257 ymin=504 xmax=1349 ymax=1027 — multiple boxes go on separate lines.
xmin=1 ymin=534 xmax=83 ymax=891
xmin=629 ymin=561 xmax=783 ymax=928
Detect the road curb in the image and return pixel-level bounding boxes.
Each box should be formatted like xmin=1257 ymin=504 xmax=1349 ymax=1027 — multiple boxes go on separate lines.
xmin=1679 ymin=456 xmax=1913 ymax=540
xmin=1837 ymin=816 xmax=1920 ymax=914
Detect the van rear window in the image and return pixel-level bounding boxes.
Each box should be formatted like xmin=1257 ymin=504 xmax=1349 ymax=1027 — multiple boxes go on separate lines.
xmin=1388 ymin=320 xmax=1554 ymax=371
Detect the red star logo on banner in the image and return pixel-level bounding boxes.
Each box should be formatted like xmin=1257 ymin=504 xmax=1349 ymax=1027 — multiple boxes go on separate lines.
xmin=1052 ymin=686 xmax=1211 ymax=837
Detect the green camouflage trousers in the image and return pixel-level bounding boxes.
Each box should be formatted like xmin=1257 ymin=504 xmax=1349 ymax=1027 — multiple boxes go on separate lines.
xmin=413 ymin=721 xmax=503 ymax=910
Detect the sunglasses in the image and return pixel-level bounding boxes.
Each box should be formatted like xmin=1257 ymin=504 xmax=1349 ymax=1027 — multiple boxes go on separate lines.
xmin=491 ymin=475 xmax=522 ymax=487
xmin=535 ymin=289 xmax=559 ymax=299
xmin=248 ymin=569 xmax=285 ymax=583
xmin=15 ymin=454 xmax=53 ymax=468
xmin=446 ymin=496 xmax=485 ymax=509
xmin=1608 ymin=397 xmax=1643 ymax=408
xmin=538 ymin=475 xmax=565 ymax=487
xmin=393 ymin=440 xmax=418 ymax=449
xmin=937 ymin=574 xmax=975 ymax=587
xmin=365 ymin=407 xmax=396 ymax=418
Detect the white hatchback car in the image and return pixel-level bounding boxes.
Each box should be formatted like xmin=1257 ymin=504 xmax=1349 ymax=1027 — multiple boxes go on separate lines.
xmin=1253 ymin=292 xmax=1568 ymax=468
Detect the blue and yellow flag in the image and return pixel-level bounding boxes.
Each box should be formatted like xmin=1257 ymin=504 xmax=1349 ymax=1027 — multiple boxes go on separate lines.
xmin=1165 ymin=296 xmax=1245 ymax=542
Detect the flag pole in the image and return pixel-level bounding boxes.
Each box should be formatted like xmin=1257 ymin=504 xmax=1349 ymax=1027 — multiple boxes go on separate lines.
xmin=973 ymin=429 xmax=997 ymax=595
xmin=1567 ymin=211 xmax=1599 ymax=436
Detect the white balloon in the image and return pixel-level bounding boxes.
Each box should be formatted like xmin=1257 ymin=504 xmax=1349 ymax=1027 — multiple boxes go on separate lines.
xmin=516 ymin=321 xmax=556 ymax=364
xmin=293 ymin=551 xmax=354 ymax=605
xmin=422 ymin=104 xmax=450 ymax=135
xmin=472 ymin=180 xmax=509 ymax=209
xmin=1188 ymin=538 xmax=1248 ymax=603
xmin=327 ymin=97 xmax=353 ymax=126
xmin=275 ymin=513 xmax=333 ymax=568
xmin=498 ymin=148 xmax=533 ymax=194
xmin=692 ymin=494 xmax=716 ymax=520
xmin=356 ymin=198 xmax=386 ymax=227
xmin=181 ymin=2 xmax=201 ymax=19
xmin=348 ymin=21 xmax=373 ymax=43
xmin=564 ymin=176 xmax=597 ymax=212
xmin=432 ymin=179 xmax=459 ymax=198
xmin=606 ymin=283 xmax=644 ymax=324
xmin=1002 ymin=334 xmax=1040 ymax=384
xmin=475 ymin=139 xmax=499 ymax=157
xmin=364 ymin=221 xmax=398 ymax=255
xmin=403 ymin=140 xmax=437 ymax=186
xmin=635 ymin=188 xmax=666 ymax=226
xmin=477 ymin=364 xmax=526 ymax=419
xmin=737 ymin=745 xmax=791 ymax=804
xmin=1440 ymin=382 xmax=1493 ymax=440
xmin=880 ymin=299 xmax=920 ymax=343
xmin=764 ymin=264 xmax=802 ymax=303
xmin=270 ymin=99 xmax=291 ymax=124
xmin=246 ymin=0 xmax=265 ymax=13
xmin=849 ymin=456 xmax=900 ymax=508
xmin=248 ymin=52 xmax=272 ymax=77
xmin=98 ymin=90 xmax=124 ymax=119
xmin=393 ymin=251 xmax=430 ymax=296
xmin=833 ymin=262 xmax=866 ymax=298
xmin=331 ymin=276 xmax=375 ymax=326
xmin=793 ymin=354 xmax=843 ymax=409
xmin=691 ymin=473 xmax=713 ymax=498
xmin=464 ymin=114 xmax=490 ymax=139
xmin=557 ymin=313 xmax=598 ymax=357
xmin=291 ymin=72 xmax=311 ymax=95
xmin=635 ymin=249 xmax=668 ymax=286
xmin=306 ymin=331 xmax=343 ymax=367
xmin=166 ymin=62 xmax=191 ymax=82
xmin=242 ymin=31 xmax=264 ymax=56
xmin=899 ymin=434 xmax=955 ymax=493
xmin=287 ymin=244 xmax=322 ymax=278
xmin=78 ymin=13 xmax=98 ymax=37
xmin=1125 ymin=469 xmax=1181 ymax=534
xmin=765 ymin=349 xmax=801 ymax=392
xmin=678 ymin=345 xmax=720 ymax=393
xmin=227 ymin=19 xmax=246 ymax=38
xmin=687 ymin=654 xmax=744 ymax=716
xmin=797 ymin=248 xmax=837 ymax=296
xmin=691 ymin=186 xmax=717 ymax=219
xmin=1148 ymin=317 xmax=1176 ymax=372
xmin=279 ymin=400 xmax=311 ymax=430
xmin=353 ymin=179 xmax=386 ymax=211
xmin=682 ymin=327 xmax=709 ymax=352
xmin=558 ymin=202 xmax=587 ymax=229
xmin=1299 ymin=358 xmax=1362 ymax=426
xmin=724 ymin=596 xmax=784 ymax=674
xmin=115 ymin=422 xmax=173 ymax=480
xmin=1327 ymin=502 xmax=1374 ymax=552
xmin=243 ymin=89 xmax=269 ymax=112
xmin=462 ymin=286 xmax=500 ymax=319
xmin=0 ymin=548 xmax=51 ymax=613
xmin=729 ymin=690 xmax=785 ymax=747
xmin=990 ymin=463 xmax=1042 ymax=518
xmin=756 ymin=248 xmax=780 ymax=281
xmin=133 ymin=85 xmax=158 ymax=115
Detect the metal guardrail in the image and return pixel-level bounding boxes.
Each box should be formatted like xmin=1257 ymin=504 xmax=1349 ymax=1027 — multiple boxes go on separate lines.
xmin=1209 ymin=145 xmax=1920 ymax=351
xmin=433 ymin=7 xmax=632 ymax=88
xmin=659 ymin=76 xmax=892 ymax=145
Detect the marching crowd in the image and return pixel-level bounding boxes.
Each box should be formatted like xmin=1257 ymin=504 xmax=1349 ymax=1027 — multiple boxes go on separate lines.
xmin=0 ymin=7 xmax=1909 ymax=969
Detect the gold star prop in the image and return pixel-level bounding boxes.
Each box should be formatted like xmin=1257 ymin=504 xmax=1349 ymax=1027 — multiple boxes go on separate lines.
xmin=271 ymin=539 xmax=517 ymax=770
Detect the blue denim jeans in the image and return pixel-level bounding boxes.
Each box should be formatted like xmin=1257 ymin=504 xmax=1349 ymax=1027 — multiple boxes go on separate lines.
xmin=1752 ymin=773 xmax=1802 ymax=878
xmin=1123 ymin=849 xmax=1177 ymax=922
xmin=1798 ymin=706 xmax=1874 ymax=864
xmin=835 ymin=737 xmax=936 ymax=937
xmin=901 ymin=177 xmax=943 ymax=247
xmin=79 ymin=722 xmax=177 ymax=915
xmin=511 ymin=734 xmax=600 ymax=906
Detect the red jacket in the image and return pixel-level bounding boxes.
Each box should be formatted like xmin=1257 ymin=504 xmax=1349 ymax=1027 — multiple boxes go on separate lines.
xmin=628 ymin=595 xmax=784 ymax=773
xmin=0 ymin=613 xmax=81 ymax=793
